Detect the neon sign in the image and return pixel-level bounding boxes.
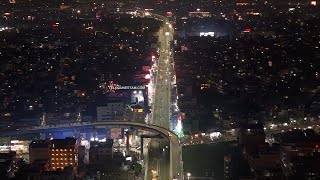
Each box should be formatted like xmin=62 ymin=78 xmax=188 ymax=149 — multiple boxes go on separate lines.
xmin=106 ymin=81 xmax=145 ymax=92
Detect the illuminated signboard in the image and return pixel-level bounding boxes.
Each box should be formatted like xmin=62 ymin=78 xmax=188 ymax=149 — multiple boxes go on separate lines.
xmin=105 ymin=81 xmax=145 ymax=92
xmin=199 ymin=32 xmax=215 ymax=37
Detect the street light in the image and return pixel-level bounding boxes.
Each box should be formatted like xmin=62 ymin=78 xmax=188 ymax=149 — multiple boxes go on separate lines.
xmin=187 ymin=172 xmax=191 ymax=179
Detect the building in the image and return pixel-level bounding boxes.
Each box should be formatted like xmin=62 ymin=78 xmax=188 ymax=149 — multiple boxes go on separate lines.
xmin=0 ymin=151 xmax=16 ymax=178
xmin=97 ymin=102 xmax=125 ymax=121
xmin=277 ymin=129 xmax=320 ymax=179
xmin=236 ymin=123 xmax=284 ymax=178
xmin=244 ymin=144 xmax=283 ymax=179
xmin=237 ymin=124 xmax=265 ymax=153
xmin=89 ymin=139 xmax=114 ymax=164
xmin=128 ymin=104 xmax=145 ymax=123
xmin=29 ymin=140 xmax=50 ymax=164
xmin=49 ymin=138 xmax=78 ymax=171
xmin=78 ymin=146 xmax=86 ymax=164
xmin=17 ymin=166 xmax=75 ymax=180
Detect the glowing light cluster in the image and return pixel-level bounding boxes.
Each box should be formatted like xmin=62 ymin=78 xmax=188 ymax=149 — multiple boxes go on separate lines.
xmin=175 ymin=120 xmax=184 ymax=138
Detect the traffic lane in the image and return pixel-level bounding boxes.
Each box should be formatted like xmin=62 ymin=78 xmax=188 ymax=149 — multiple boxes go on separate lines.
xmin=156 ymin=89 xmax=169 ymax=127
xmin=143 ymin=131 xmax=180 ymax=179
xmin=159 ymin=140 xmax=170 ymax=180
xmin=147 ymin=140 xmax=159 ymax=179
xmin=172 ymin=141 xmax=181 ymax=179
xmin=152 ymin=25 xmax=178 ymax=179
xmin=168 ymin=134 xmax=182 ymax=179
xmin=147 ymin=137 xmax=171 ymax=180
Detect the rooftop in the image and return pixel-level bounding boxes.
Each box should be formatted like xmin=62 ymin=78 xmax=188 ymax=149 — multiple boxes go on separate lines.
xmin=29 ymin=140 xmax=50 ymax=148
xmin=50 ymin=138 xmax=76 ymax=149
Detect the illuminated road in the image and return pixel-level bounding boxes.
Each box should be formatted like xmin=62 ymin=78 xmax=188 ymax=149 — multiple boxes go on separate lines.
xmin=146 ymin=14 xmax=182 ymax=180
xmin=152 ymin=19 xmax=172 ymax=131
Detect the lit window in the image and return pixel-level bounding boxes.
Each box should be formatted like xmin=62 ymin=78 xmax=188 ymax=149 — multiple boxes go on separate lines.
xmin=70 ymin=158 xmax=73 ymax=161
xmin=60 ymin=158 xmax=63 ymax=160
xmin=70 ymin=149 xmax=72 ymax=151
xmin=64 ymin=149 xmax=67 ymax=151
xmin=51 ymin=158 xmax=55 ymax=160
xmin=65 ymin=158 xmax=67 ymax=160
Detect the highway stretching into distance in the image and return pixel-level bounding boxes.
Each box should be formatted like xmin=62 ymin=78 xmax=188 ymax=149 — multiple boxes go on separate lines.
xmin=146 ymin=14 xmax=182 ymax=180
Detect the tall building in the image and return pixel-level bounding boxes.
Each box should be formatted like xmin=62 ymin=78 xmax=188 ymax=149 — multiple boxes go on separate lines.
xmin=0 ymin=151 xmax=16 ymax=178
xmin=49 ymin=138 xmax=78 ymax=171
xmin=29 ymin=140 xmax=50 ymax=164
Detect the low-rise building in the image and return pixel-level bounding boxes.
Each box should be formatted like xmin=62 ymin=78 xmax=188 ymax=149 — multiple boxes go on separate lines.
xmin=29 ymin=140 xmax=50 ymax=164
xmin=89 ymin=139 xmax=114 ymax=164
xmin=0 ymin=151 xmax=16 ymax=178
xmin=97 ymin=102 xmax=125 ymax=121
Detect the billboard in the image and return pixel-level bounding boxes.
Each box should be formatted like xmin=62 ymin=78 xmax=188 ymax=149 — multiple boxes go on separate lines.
xmin=200 ymin=32 xmax=215 ymax=37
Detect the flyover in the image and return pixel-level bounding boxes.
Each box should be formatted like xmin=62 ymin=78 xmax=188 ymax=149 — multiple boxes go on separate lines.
xmin=0 ymin=121 xmax=178 ymax=140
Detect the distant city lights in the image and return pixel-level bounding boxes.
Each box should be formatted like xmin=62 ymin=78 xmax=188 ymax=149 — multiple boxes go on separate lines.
xmin=0 ymin=26 xmax=13 ymax=32
xmin=175 ymin=120 xmax=184 ymax=138
xmin=209 ymin=132 xmax=221 ymax=139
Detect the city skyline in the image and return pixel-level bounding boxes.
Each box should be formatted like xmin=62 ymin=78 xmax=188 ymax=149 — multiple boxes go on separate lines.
xmin=0 ymin=0 xmax=319 ymax=179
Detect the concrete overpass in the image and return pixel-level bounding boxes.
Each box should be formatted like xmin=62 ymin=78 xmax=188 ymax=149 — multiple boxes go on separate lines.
xmin=0 ymin=121 xmax=177 ymax=139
